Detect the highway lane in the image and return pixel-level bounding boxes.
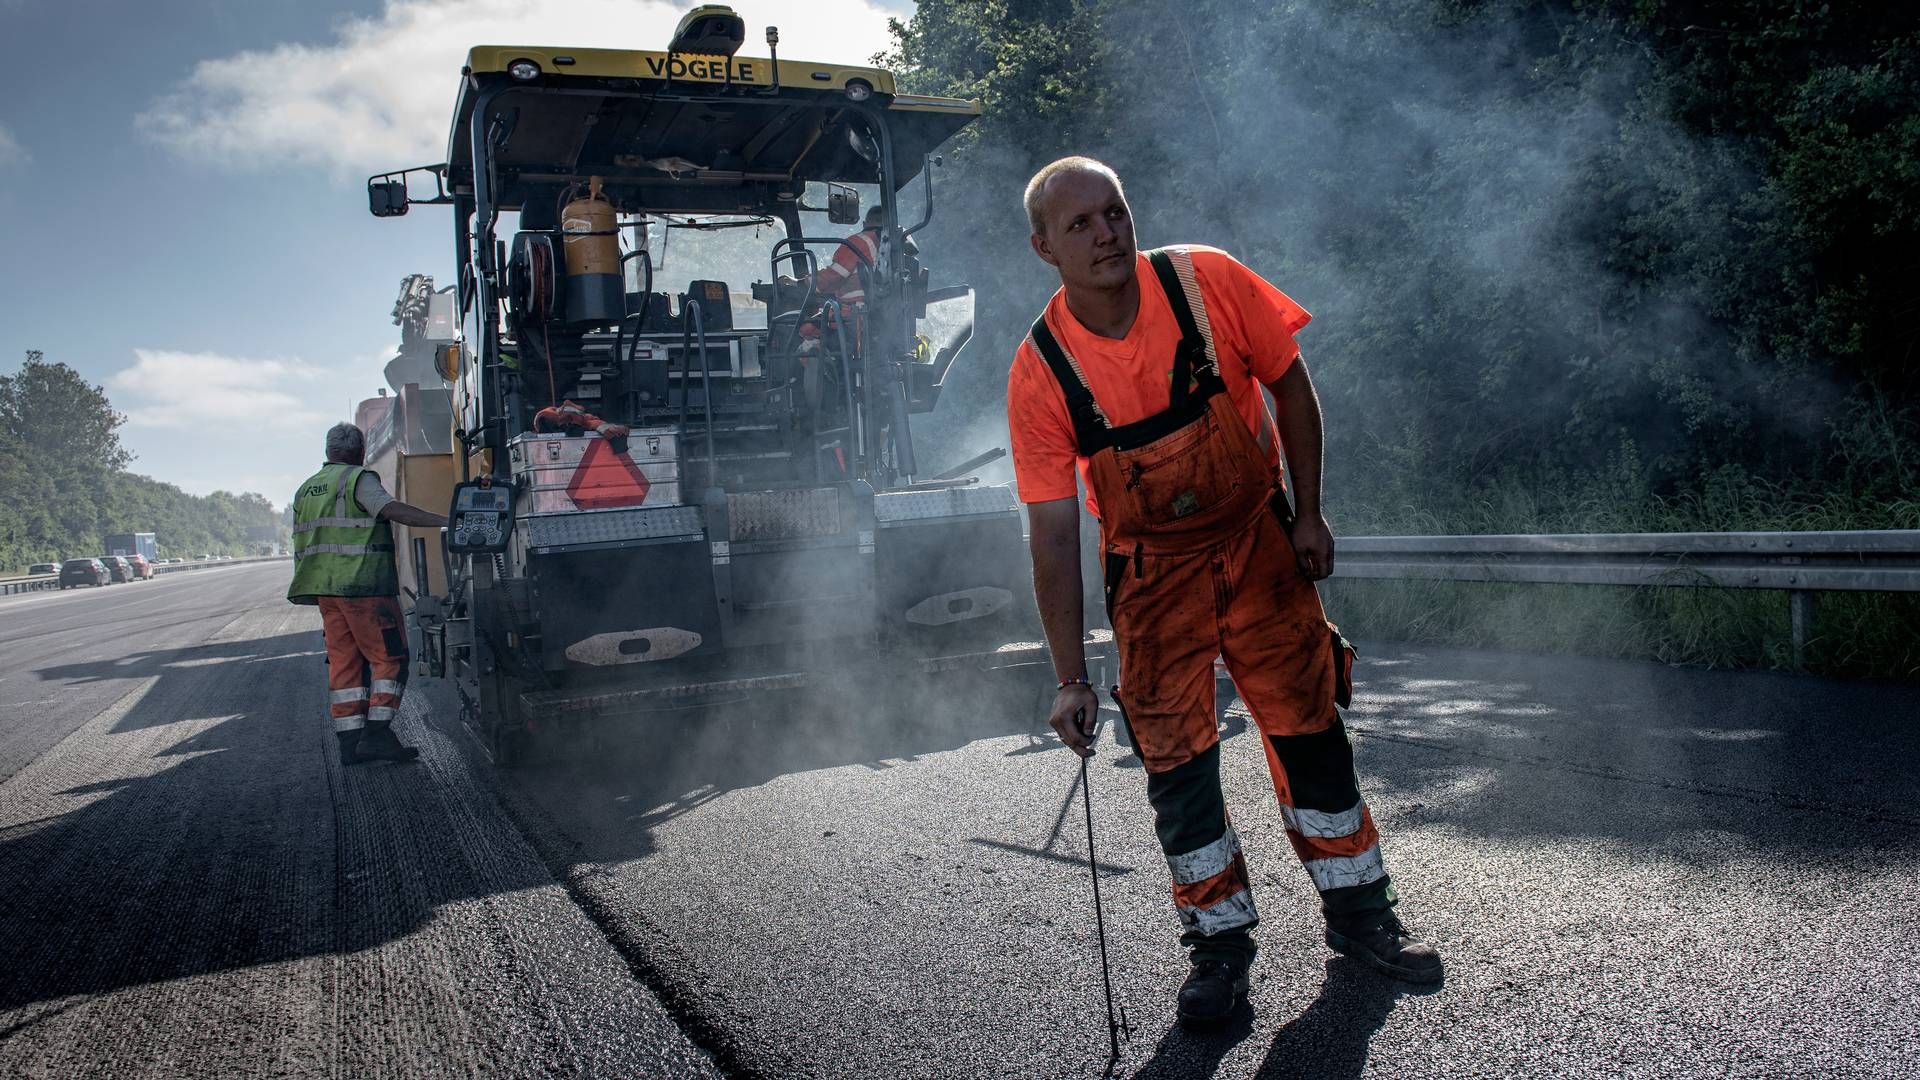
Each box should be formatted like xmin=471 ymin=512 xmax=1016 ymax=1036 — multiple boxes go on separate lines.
xmin=4 ymin=562 xmax=1917 ymax=1077
xmin=0 ymin=565 xmax=284 ymax=783
xmin=0 ymin=562 xmax=719 ymax=1078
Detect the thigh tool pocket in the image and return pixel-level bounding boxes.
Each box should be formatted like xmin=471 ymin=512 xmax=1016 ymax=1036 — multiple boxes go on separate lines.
xmin=1329 ymin=622 xmax=1356 ymax=709
xmin=1116 ymin=414 xmax=1241 ymax=527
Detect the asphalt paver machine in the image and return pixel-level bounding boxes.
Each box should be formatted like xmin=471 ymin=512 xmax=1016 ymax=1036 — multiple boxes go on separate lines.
xmin=368 ymin=6 xmax=1034 ymax=762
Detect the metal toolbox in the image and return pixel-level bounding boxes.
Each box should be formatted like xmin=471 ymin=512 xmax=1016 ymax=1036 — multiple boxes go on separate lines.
xmin=508 ymin=429 xmax=681 ymax=515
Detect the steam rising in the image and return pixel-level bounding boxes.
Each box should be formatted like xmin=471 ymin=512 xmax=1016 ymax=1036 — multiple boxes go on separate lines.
xmin=900 ymin=1 xmax=1796 ymax=523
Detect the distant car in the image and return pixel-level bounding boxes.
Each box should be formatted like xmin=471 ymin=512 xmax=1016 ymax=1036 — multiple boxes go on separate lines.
xmin=28 ymin=562 xmax=58 ymax=576
xmin=100 ymin=556 xmax=134 ymax=584
xmin=126 ymin=554 xmax=155 ymax=580
xmin=197 ymin=554 xmax=214 ymax=561
xmin=59 ymin=558 xmax=109 ymax=588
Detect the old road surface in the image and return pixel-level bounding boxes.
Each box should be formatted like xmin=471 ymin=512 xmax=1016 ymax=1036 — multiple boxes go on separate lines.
xmin=1 ymin=563 xmax=1915 ymax=1078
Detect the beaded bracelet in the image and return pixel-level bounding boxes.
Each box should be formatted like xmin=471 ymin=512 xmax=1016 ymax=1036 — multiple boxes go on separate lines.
xmin=1056 ymin=675 xmax=1092 ymax=690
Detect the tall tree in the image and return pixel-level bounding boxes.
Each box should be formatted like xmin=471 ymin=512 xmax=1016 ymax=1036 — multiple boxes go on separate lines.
xmin=0 ymin=350 xmax=132 ymax=472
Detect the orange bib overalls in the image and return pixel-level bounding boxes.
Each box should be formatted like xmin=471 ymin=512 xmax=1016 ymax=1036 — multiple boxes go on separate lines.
xmin=1029 ymin=247 xmax=1394 ymax=961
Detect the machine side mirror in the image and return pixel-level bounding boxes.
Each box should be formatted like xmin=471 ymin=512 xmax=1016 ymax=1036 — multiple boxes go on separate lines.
xmin=826 ymin=184 xmax=860 ymax=226
xmin=433 ymin=341 xmax=463 ymax=382
xmin=368 ymin=179 xmax=409 ymax=218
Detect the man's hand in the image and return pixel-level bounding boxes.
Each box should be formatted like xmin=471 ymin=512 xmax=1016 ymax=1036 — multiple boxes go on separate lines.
xmin=1048 ymin=684 xmax=1102 ymax=758
xmin=1291 ymin=511 xmax=1335 ymax=581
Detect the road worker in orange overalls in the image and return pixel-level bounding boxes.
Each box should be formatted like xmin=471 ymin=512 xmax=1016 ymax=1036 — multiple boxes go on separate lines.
xmin=288 ymin=423 xmax=448 ymax=765
xmin=1008 ymin=157 xmax=1443 ymax=1028
xmin=778 ymin=205 xmax=894 ymax=359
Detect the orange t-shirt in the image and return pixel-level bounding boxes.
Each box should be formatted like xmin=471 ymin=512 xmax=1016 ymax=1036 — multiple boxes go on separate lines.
xmin=1007 ymin=246 xmax=1311 ymax=512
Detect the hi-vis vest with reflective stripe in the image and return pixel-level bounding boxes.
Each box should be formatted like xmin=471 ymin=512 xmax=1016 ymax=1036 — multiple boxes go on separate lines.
xmin=823 ymin=228 xmax=879 ymax=304
xmin=287 ymin=462 xmax=397 ymax=604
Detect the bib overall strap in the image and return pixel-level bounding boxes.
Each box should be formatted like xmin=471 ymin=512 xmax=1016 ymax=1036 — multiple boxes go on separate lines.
xmin=1146 ymin=248 xmax=1222 ymax=402
xmin=1029 ymin=316 xmax=1113 ymax=456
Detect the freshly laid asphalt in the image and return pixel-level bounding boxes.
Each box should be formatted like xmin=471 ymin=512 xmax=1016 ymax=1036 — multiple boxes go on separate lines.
xmin=2 ymin=563 xmax=1916 ymax=1078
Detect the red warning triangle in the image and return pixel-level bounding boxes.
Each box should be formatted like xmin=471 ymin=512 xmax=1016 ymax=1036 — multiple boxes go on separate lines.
xmin=566 ymin=437 xmax=651 ymax=509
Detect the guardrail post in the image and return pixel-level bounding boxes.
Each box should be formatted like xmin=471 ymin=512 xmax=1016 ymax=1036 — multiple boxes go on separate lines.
xmin=1789 ymin=590 xmax=1816 ymax=671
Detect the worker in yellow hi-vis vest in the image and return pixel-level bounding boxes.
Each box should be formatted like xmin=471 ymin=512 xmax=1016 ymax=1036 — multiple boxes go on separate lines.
xmin=288 ymin=422 xmax=448 ymax=765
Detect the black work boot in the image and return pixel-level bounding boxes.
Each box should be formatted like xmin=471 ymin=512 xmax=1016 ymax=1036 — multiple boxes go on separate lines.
xmin=336 ymin=730 xmax=365 ymax=766
xmin=1325 ymin=914 xmax=1444 ymax=983
xmin=356 ymin=723 xmax=421 ymax=763
xmin=1176 ymin=956 xmax=1251 ymax=1029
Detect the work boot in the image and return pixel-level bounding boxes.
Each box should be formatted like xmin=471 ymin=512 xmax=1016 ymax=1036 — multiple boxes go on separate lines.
xmin=355 ymin=723 xmax=421 ymax=763
xmin=336 ymin=730 xmax=365 ymax=767
xmin=1176 ymin=956 xmax=1250 ymax=1029
xmin=1325 ymin=914 xmax=1444 ymax=983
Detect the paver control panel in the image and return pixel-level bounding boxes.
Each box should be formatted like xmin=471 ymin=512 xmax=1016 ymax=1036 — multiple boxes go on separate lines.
xmin=446 ymin=481 xmax=514 ymax=554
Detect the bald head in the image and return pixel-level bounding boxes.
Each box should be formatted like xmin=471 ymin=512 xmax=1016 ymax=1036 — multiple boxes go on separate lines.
xmin=1024 ymin=156 xmax=1125 ymax=238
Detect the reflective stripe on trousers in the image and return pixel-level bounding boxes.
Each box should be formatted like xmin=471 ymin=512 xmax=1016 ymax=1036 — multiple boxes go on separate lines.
xmin=319 ymin=594 xmax=410 ymax=733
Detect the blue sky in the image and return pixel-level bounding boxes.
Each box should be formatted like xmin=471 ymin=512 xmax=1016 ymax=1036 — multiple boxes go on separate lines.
xmin=0 ymin=0 xmax=912 ymax=505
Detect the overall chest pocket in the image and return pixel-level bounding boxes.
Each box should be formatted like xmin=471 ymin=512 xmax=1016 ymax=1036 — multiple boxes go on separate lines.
xmin=1116 ymin=413 xmax=1243 ymax=527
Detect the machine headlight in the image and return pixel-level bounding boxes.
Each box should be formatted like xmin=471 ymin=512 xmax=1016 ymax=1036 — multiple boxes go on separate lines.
xmin=508 ymin=59 xmax=541 ymax=81
xmin=845 ymin=79 xmax=872 ymax=103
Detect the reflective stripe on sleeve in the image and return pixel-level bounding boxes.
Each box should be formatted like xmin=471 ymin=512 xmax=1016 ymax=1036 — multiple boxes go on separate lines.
xmin=294 ymin=543 xmax=395 ymax=558
xmin=1176 ymin=888 xmax=1259 ymax=936
xmin=1303 ymin=846 xmax=1386 ymax=892
xmin=1166 ymin=824 xmax=1241 ymax=886
xmin=293 ymin=517 xmax=377 ymax=535
xmin=1281 ymin=802 xmax=1365 ymax=839
xmin=330 ymin=687 xmax=369 ymax=704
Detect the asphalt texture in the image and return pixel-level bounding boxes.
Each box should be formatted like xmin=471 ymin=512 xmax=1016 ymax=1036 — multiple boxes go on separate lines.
xmin=3 ymin=565 xmax=1916 ymax=1078
xmin=508 ymin=644 xmax=1920 ymax=1079
xmin=0 ymin=564 xmax=719 ymax=1078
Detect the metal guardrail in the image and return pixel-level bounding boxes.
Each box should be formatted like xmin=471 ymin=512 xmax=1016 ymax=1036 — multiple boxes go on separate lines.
xmin=0 ymin=555 xmax=290 ymax=595
xmin=1334 ymin=530 xmax=1920 ymax=665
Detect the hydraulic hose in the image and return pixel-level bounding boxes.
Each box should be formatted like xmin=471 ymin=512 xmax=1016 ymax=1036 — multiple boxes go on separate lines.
xmin=614 ymin=247 xmax=655 ymax=396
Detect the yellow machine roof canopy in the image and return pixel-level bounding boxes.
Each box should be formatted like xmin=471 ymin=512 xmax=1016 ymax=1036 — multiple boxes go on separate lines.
xmin=446 ymin=45 xmax=979 ymax=207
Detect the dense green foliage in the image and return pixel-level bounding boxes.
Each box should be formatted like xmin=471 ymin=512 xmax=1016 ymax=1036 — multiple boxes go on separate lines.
xmin=891 ymin=0 xmax=1919 ymax=674
xmin=0 ymin=355 xmax=283 ymax=572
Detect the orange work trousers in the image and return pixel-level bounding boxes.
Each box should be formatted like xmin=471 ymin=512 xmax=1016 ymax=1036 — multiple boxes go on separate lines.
xmin=318 ymin=595 xmax=409 ymax=733
xmin=1108 ymin=504 xmax=1389 ymax=960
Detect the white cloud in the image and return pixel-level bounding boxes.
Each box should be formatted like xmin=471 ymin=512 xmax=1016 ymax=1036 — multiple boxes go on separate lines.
xmin=109 ymin=349 xmax=355 ymax=430
xmin=138 ymin=0 xmax=904 ymax=175
xmin=0 ymin=124 xmax=27 ymax=169
xmin=107 ymin=347 xmax=390 ymax=503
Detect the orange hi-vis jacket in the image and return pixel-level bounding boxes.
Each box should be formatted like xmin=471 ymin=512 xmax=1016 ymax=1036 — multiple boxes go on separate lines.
xmin=816 ymin=227 xmax=880 ymax=306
